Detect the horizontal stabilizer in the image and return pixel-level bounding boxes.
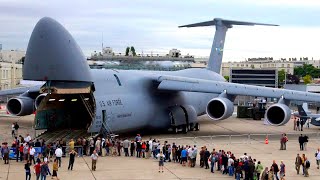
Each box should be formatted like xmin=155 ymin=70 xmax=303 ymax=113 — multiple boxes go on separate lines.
xmin=179 ymin=18 xmax=279 ymax=28
xmin=179 ymin=18 xmax=278 ymax=73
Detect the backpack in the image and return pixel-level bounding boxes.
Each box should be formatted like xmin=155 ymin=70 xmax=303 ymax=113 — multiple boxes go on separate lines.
xmin=305 ymin=160 xmax=310 ymax=168
xmin=41 ymin=164 xmax=48 ymax=175
xmin=159 ymin=155 xmax=164 ymax=161
xmin=210 ymin=155 xmax=216 ymax=162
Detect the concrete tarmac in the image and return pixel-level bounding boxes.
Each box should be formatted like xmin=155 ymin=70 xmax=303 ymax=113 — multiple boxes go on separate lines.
xmin=0 ymin=114 xmax=320 ymax=179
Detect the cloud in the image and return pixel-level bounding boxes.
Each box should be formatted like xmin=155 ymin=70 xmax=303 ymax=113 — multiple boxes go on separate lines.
xmin=1 ymin=0 xmax=320 ymax=61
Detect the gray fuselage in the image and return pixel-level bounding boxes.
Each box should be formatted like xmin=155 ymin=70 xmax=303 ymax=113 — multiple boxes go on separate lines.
xmin=88 ymin=68 xmax=224 ymax=133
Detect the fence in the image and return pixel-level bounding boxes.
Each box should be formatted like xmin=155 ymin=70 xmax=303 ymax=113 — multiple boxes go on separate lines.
xmin=157 ymin=132 xmax=320 ymax=147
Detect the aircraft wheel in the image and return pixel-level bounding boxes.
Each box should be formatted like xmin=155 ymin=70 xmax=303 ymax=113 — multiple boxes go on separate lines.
xmin=195 ymin=123 xmax=200 ymax=131
xmin=189 ymin=123 xmax=194 ymax=131
xmin=183 ymin=125 xmax=188 ymax=134
xmin=174 ymin=127 xmax=179 ymax=134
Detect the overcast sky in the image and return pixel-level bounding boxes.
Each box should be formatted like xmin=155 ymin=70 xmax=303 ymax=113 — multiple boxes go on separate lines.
xmin=1 ymin=0 xmax=320 ymax=61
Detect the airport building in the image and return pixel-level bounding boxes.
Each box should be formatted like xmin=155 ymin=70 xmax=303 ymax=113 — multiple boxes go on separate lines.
xmin=88 ymin=47 xmax=195 ymax=70
xmin=0 ymin=49 xmax=25 ymax=63
xmin=221 ymin=59 xmax=295 ymax=77
xmin=0 ymin=61 xmax=23 ymax=90
xmin=230 ymin=69 xmax=278 ymax=88
xmin=90 ymin=47 xmax=195 ymax=62
xmin=210 ymin=57 xmax=319 ymax=77
xmin=0 ymin=47 xmax=25 ymax=90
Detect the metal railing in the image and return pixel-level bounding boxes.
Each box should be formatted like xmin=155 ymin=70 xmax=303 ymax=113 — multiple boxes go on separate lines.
xmin=157 ymin=132 xmax=320 ymax=147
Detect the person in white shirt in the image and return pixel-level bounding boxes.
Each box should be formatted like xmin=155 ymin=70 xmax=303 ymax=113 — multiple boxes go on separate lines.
xmin=156 ymin=143 xmax=161 ymax=157
xmin=91 ymin=150 xmax=99 ymax=171
xmin=95 ymin=138 xmax=101 ymax=155
xmin=29 ymin=146 xmax=36 ymax=164
xmin=240 ymin=153 xmax=248 ymax=160
xmin=188 ymin=147 xmax=193 ymax=167
xmin=55 ymin=146 xmax=63 ymax=167
xmin=11 ymin=123 xmax=15 ymax=137
xmin=156 ymin=151 xmax=165 ymax=173
xmin=148 ymin=139 xmax=153 ymax=158
xmin=227 ymin=157 xmax=234 ymax=176
xmin=191 ymin=145 xmax=198 ymax=167
xmin=24 ymin=134 xmax=32 ymax=143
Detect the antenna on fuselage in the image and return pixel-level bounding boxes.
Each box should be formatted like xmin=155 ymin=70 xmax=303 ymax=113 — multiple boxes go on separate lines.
xmin=179 ymin=18 xmax=278 ymax=74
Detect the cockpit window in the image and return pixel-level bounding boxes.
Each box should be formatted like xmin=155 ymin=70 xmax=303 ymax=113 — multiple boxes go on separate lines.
xmin=113 ymin=74 xmax=122 ymax=86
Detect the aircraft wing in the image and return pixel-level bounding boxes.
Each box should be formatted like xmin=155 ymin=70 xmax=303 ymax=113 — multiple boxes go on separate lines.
xmin=0 ymin=85 xmax=42 ymax=96
xmin=156 ymin=76 xmax=320 ymax=102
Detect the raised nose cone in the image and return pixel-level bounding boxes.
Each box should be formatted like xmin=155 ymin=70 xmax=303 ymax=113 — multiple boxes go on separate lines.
xmin=23 ymin=17 xmax=92 ymax=82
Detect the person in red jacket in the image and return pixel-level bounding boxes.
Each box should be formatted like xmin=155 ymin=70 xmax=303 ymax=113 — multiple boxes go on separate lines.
xmin=141 ymin=142 xmax=147 ymax=158
xmin=19 ymin=144 xmax=24 ymax=162
xmin=34 ymin=161 xmax=42 ymax=180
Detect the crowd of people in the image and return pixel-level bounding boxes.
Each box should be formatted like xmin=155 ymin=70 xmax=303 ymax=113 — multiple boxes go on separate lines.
xmin=152 ymin=143 xmax=284 ymax=180
xmin=0 ymin=133 xmax=103 ymax=180
xmin=293 ymin=117 xmax=310 ymax=131
xmin=1 ymin=131 xmax=320 ymax=179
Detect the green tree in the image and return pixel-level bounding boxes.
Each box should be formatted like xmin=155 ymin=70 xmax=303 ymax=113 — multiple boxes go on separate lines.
xmin=125 ymin=47 xmax=130 ymax=56
xmin=302 ymin=74 xmax=312 ymax=84
xmin=294 ymin=64 xmax=320 ymax=78
xmin=278 ymin=69 xmax=286 ymax=86
xmin=224 ymin=76 xmax=229 ymax=82
xmin=130 ymin=46 xmax=136 ymax=56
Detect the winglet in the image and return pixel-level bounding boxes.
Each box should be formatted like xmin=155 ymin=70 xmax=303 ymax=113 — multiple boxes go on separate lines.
xmin=179 ymin=18 xmax=278 ymax=73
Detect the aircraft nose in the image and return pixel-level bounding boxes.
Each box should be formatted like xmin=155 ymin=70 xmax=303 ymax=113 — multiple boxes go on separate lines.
xmin=23 ymin=17 xmax=92 ymax=82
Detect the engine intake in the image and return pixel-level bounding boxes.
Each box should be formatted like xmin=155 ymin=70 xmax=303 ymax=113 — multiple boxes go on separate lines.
xmin=206 ymin=97 xmax=234 ymax=120
xmin=7 ymin=97 xmax=34 ymax=116
xmin=265 ymin=103 xmax=291 ymax=126
xmin=35 ymin=93 xmax=47 ymax=109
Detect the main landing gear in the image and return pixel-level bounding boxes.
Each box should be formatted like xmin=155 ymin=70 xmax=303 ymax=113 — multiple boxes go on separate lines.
xmin=171 ymin=123 xmax=200 ymax=134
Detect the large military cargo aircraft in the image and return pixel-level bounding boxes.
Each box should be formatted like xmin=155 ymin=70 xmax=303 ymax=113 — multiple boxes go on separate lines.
xmin=2 ymin=17 xmax=320 ymax=135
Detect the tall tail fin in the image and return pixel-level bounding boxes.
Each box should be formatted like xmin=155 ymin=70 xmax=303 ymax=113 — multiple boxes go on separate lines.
xmin=302 ymin=102 xmax=309 ymax=112
xmin=24 ymin=17 xmax=92 ymax=82
xmin=179 ymin=18 xmax=278 ymax=73
xmin=297 ymin=104 xmax=309 ymax=116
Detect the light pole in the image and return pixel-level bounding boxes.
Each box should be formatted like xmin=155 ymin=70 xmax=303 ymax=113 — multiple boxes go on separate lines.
xmin=284 ymin=70 xmax=287 ymax=85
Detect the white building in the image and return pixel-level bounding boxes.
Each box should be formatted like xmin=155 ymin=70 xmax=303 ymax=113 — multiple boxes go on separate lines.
xmin=221 ymin=61 xmax=295 ymax=77
xmin=102 ymin=47 xmax=114 ymax=57
xmin=0 ymin=49 xmax=25 ymax=62
xmin=0 ymin=61 xmax=23 ymax=90
xmin=194 ymin=57 xmax=320 ymax=77
xmin=168 ymin=49 xmax=181 ymax=58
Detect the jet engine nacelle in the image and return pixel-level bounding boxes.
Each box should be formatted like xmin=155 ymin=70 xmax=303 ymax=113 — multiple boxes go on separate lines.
xmin=35 ymin=93 xmax=47 ymax=109
xmin=265 ymin=103 xmax=291 ymax=126
xmin=206 ymin=97 xmax=234 ymax=120
xmin=7 ymin=96 xmax=34 ymax=116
